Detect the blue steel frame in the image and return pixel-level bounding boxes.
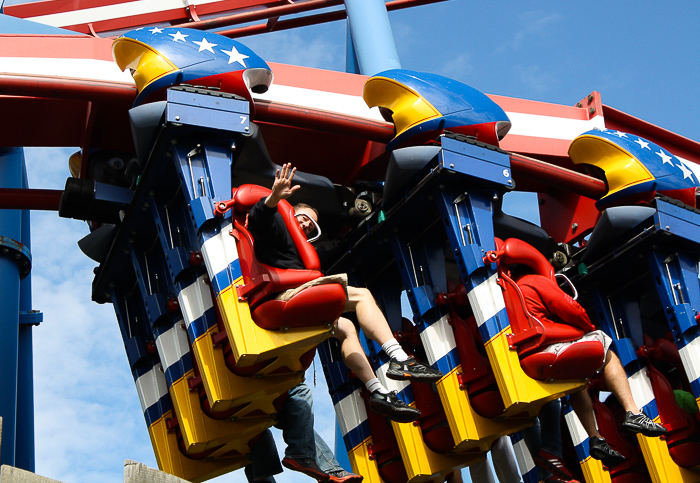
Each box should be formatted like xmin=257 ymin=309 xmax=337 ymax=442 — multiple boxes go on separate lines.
xmin=0 ymin=147 xmax=41 ymax=471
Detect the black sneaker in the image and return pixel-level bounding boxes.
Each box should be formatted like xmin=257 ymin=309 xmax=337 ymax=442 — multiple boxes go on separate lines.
xmin=369 ymin=390 xmax=421 ymax=423
xmin=622 ymin=411 xmax=668 ymax=437
xmin=385 ymin=356 xmax=443 ymax=382
xmin=281 ymin=457 xmax=329 ymax=481
xmin=327 ymin=469 xmax=364 ymax=483
xmin=588 ymin=436 xmax=626 ymax=468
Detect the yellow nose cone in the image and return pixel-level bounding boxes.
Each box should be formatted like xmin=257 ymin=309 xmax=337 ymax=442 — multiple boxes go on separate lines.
xmin=112 ymin=37 xmax=178 ymax=92
xmin=363 ymin=76 xmax=441 ymax=137
xmin=569 ymin=134 xmax=654 ymax=198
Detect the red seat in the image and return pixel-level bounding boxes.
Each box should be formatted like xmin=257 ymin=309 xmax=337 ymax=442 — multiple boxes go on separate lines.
xmin=229 ymin=184 xmax=347 ymax=330
xmin=641 ymin=335 xmax=700 ymax=468
xmin=488 ymin=238 xmax=605 ymax=380
xmin=590 ymin=387 xmax=651 ymax=482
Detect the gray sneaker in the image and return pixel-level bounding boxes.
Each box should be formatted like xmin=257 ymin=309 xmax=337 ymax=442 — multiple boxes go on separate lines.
xmin=589 ymin=436 xmax=626 ymax=468
xmin=385 ymin=356 xmax=443 ymax=382
xmin=622 ymin=411 xmax=668 ymax=437
xmin=369 ymin=390 xmax=421 ymax=423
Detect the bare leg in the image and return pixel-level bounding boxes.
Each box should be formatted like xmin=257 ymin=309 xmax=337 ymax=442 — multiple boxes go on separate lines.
xmin=569 ymin=389 xmax=602 ymax=439
xmin=602 ymin=351 xmax=640 ymax=414
xmin=332 ymin=317 xmax=376 ymax=384
xmin=345 ymin=286 xmax=394 ymax=345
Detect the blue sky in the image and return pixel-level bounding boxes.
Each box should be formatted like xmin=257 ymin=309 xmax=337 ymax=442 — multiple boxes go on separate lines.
xmin=14 ymin=1 xmax=700 ymax=483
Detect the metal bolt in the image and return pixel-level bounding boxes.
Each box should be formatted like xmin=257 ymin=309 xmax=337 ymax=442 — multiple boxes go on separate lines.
xmin=589 ymin=107 xmax=596 ymax=114
xmin=175 ymin=116 xmax=180 ymax=121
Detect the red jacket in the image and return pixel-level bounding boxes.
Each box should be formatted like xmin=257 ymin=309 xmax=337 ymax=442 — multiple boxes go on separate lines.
xmin=515 ymin=273 xmax=596 ymax=333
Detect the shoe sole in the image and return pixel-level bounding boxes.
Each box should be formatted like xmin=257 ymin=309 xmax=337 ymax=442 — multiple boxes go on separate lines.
xmin=329 ymin=475 xmax=364 ymax=483
xmin=589 ymin=449 xmax=626 ymax=468
xmin=533 ymin=454 xmax=576 ymax=481
xmin=622 ymin=421 xmax=667 ymax=437
xmin=369 ymin=401 xmax=420 ymax=423
xmin=282 ymin=459 xmax=330 ymax=481
xmin=385 ymin=369 xmax=442 ymax=383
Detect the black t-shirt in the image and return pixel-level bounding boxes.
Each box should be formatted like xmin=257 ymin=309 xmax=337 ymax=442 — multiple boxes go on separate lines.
xmin=246 ymin=197 xmax=304 ymax=270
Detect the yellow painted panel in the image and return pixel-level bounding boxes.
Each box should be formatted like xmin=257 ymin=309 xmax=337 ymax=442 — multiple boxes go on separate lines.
xmin=579 ymin=457 xmax=612 ymax=483
xmin=485 ymin=330 xmax=587 ymax=418
xmin=148 ymin=413 xmax=244 ymax=483
xmin=348 ymin=438 xmax=382 ymax=483
xmin=169 ymin=372 xmax=274 ymax=455
xmin=217 ymin=283 xmax=332 ymax=368
xmin=192 ymin=326 xmax=303 ymax=412
xmin=391 ymin=415 xmax=483 ymax=483
xmin=436 ymin=366 xmax=533 ymax=453
xmin=638 ymin=433 xmax=700 ymax=483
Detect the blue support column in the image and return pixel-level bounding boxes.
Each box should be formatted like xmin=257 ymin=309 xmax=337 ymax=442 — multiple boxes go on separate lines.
xmin=0 ymin=147 xmax=25 ymax=468
xmin=15 ymin=160 xmax=36 ymax=472
xmin=343 ymin=0 xmax=401 ymax=75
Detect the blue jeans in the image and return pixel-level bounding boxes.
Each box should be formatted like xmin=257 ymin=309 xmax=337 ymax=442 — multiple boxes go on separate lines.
xmin=246 ymin=383 xmax=344 ymax=482
xmin=522 ymin=398 xmax=564 ymax=480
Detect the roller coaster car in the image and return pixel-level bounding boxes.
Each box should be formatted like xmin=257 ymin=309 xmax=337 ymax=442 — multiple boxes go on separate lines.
xmin=639 ymin=335 xmax=700 ymax=469
xmin=489 ymin=238 xmax=605 ymax=380
xmin=228 ymin=184 xmax=347 ymax=330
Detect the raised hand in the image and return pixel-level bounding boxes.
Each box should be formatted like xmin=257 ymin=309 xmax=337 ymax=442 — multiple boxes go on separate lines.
xmin=265 ymin=163 xmax=301 ymax=207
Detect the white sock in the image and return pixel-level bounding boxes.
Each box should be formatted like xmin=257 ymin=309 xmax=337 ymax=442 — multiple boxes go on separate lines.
xmin=365 ymin=377 xmax=388 ymax=394
xmin=381 ymin=338 xmax=409 ymax=362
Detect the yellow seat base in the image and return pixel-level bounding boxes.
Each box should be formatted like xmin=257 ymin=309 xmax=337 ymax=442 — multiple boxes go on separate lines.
xmin=638 ymin=431 xmax=700 ymax=483
xmin=170 ymin=373 xmax=274 ymax=455
xmin=192 ymin=326 xmax=304 ymax=412
xmin=348 ymin=438 xmax=383 ymax=483
xmin=437 ymin=366 xmax=533 ymax=453
xmin=392 ymin=413 xmax=484 ymax=482
xmin=217 ymin=282 xmax=332 ymax=368
xmin=149 ymin=412 xmax=246 ymax=483
xmin=485 ymin=329 xmax=587 ymax=418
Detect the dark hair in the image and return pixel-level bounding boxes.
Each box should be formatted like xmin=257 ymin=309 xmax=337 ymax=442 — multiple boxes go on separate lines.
xmin=293 ymin=203 xmax=319 ymax=218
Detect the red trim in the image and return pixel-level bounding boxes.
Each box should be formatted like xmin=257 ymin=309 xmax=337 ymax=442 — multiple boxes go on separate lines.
xmin=0 ymin=74 xmax=136 ymax=101
xmin=509 ymin=152 xmax=606 ymax=200
xmin=254 ymin=100 xmax=394 ymax=142
xmin=603 ymin=104 xmax=700 ymax=165
xmin=0 ymin=188 xmax=63 ymax=211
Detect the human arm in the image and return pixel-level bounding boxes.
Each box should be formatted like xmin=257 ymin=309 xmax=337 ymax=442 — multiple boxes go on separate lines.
xmin=265 ymin=163 xmax=300 ymax=208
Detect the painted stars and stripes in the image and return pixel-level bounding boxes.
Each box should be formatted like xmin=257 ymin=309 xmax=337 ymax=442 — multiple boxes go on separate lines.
xmin=569 ymin=128 xmax=699 ymax=209
xmin=113 ymin=26 xmax=272 ymax=105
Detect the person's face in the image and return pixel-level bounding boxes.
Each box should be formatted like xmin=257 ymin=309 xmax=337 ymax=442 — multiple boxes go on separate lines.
xmin=295 ymin=207 xmax=318 ymax=237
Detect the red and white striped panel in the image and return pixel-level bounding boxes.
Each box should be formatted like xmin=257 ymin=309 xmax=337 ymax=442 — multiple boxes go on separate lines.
xmin=0 ymin=35 xmax=664 ymax=159
xmin=4 ymin=0 xmax=286 ymax=35
xmin=0 ymin=34 xmax=134 ymax=85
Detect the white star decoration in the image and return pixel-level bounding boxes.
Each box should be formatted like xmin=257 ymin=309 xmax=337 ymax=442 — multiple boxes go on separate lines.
xmin=656 ymin=149 xmax=673 ymax=165
xmin=634 ymin=138 xmax=650 ymax=150
xmin=677 ymin=162 xmax=695 ymax=180
xmin=193 ymin=38 xmax=218 ymax=54
xmin=220 ymin=46 xmax=249 ymax=67
xmin=169 ymin=31 xmax=188 ymax=42
xmin=611 ymin=131 xmax=627 ymax=138
xmin=149 ymin=27 xmax=164 ymax=34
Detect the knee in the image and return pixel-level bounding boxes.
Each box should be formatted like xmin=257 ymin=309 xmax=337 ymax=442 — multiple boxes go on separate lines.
xmin=332 ymin=317 xmax=354 ymax=341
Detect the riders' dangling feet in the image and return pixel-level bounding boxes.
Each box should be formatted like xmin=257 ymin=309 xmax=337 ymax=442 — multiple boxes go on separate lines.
xmin=369 ymin=390 xmax=421 ymax=423
xmin=622 ymin=411 xmax=667 ymax=437
xmin=386 ymin=356 xmax=443 ymax=382
xmin=588 ymin=437 xmax=626 ymax=468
